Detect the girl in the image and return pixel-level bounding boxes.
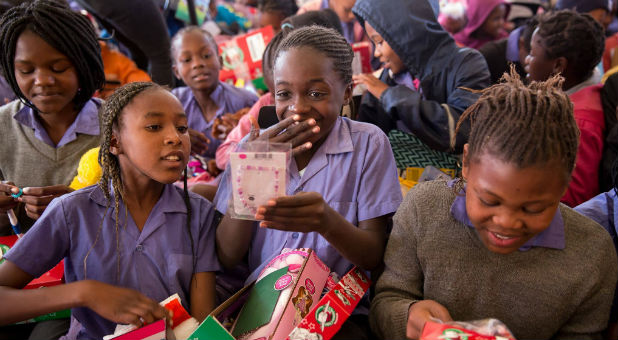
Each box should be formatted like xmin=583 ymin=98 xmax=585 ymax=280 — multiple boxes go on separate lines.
xmin=370 ymin=72 xmax=617 ymax=340
xmin=0 ymin=82 xmax=219 ymax=340
xmin=453 ymin=0 xmax=510 ymax=49
xmin=0 ymin=0 xmax=105 ymax=233
xmin=257 ymin=0 xmax=298 ymax=32
xmin=296 ymin=0 xmax=364 ymax=44
xmin=214 ymin=25 xmax=402 ymax=335
xmin=525 ymin=10 xmax=606 ymax=207
xmin=170 ymin=26 xmax=258 ymax=160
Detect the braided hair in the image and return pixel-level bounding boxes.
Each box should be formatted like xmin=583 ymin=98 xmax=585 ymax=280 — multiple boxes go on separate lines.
xmin=90 ymin=82 xmax=196 ymax=280
xmin=275 ymin=25 xmax=354 ymax=86
xmin=0 ymin=0 xmax=104 ymax=110
xmin=455 ymin=69 xmax=579 ymax=180
xmin=170 ymin=25 xmax=219 ymax=63
xmin=535 ymin=10 xmax=605 ymax=83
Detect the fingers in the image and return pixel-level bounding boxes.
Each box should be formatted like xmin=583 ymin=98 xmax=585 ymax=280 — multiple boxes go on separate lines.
xmin=22 ymin=185 xmax=73 ymax=196
xmin=248 ymin=116 xmax=260 ymax=141
xmin=428 ymin=303 xmax=452 ymax=322
xmin=260 ymin=115 xmax=300 ymax=139
xmin=0 ymin=196 xmax=18 ymax=213
xmin=0 ymin=182 xmax=17 ymax=195
xmin=269 ymin=118 xmax=317 ymax=144
xmin=265 ymin=192 xmax=322 ymax=208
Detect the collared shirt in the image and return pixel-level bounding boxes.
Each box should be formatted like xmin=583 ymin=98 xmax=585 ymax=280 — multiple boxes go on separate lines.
xmin=576 ymin=190 xmax=618 ymax=247
xmin=448 ymin=179 xmax=566 ymax=251
xmin=171 ymin=82 xmax=258 ymax=159
xmin=12 ymin=99 xmax=100 ymax=148
xmin=320 ymin=0 xmax=356 ymax=43
xmin=214 ymin=117 xmax=402 ymax=278
xmin=506 ymin=26 xmax=523 ymax=63
xmin=5 ymin=184 xmax=220 ymax=340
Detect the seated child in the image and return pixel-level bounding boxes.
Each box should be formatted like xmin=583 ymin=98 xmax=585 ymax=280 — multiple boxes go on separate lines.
xmin=370 ymin=71 xmax=617 ymax=340
xmin=525 ymin=10 xmax=606 ymax=207
xmin=453 ymin=0 xmax=510 ymax=49
xmin=352 ymin=0 xmax=490 ymax=153
xmin=257 ymin=0 xmax=298 ymax=32
xmin=0 ymin=0 xmax=105 ymax=233
xmin=170 ymin=26 xmax=258 ymax=160
xmin=214 ymin=26 xmax=402 ymax=331
xmin=0 ymin=82 xmax=219 ymax=340
xmin=297 ymin=0 xmax=364 ymax=43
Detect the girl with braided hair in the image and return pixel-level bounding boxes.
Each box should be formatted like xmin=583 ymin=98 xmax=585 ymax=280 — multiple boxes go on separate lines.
xmin=214 ymin=25 xmax=401 ymax=337
xmin=0 ymin=0 xmax=104 ymax=234
xmin=0 ymin=82 xmax=220 ymax=340
xmin=370 ymin=70 xmax=617 ymax=340
xmin=525 ymin=9 xmax=606 ymax=207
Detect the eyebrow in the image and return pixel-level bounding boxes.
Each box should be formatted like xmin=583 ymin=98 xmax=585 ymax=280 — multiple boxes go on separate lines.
xmin=275 ymin=79 xmax=328 ymax=86
xmin=14 ymin=58 xmax=70 ymax=64
xmin=477 ymin=187 xmax=546 ymax=205
xmin=144 ymin=112 xmax=187 ymax=118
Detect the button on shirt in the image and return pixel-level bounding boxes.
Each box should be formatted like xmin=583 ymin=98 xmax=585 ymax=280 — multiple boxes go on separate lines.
xmin=171 ymin=82 xmax=258 ymax=159
xmin=13 ymin=99 xmax=101 ymax=148
xmin=448 ymin=179 xmax=566 ymax=251
xmin=214 ymin=117 xmax=402 ymax=278
xmin=4 ymin=184 xmax=220 ymax=340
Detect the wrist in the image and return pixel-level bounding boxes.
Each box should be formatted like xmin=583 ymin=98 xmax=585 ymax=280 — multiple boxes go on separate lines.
xmin=317 ymin=204 xmax=336 ymax=237
xmin=74 ymin=280 xmax=93 ymax=308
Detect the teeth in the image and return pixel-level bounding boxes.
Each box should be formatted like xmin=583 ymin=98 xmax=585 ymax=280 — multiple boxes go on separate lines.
xmin=164 ymin=155 xmax=180 ymax=161
xmin=493 ymin=232 xmax=512 ymax=240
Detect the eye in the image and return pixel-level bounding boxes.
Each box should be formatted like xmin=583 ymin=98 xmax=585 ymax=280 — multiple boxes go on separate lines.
xmin=177 ymin=125 xmax=188 ymax=133
xmin=478 ymin=197 xmax=499 ymax=207
xmin=146 ymin=124 xmax=162 ymax=131
xmin=308 ymin=91 xmax=326 ymax=99
xmin=275 ymin=90 xmax=290 ymax=100
xmin=51 ymin=67 xmax=69 ymax=73
xmin=17 ymin=69 xmax=34 ymax=75
xmin=202 ymin=53 xmax=212 ymax=59
xmin=522 ymin=205 xmax=546 ymax=215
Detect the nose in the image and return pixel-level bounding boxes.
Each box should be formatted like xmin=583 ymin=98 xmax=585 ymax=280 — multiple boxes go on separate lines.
xmin=373 ymin=45 xmax=381 ymax=59
xmin=34 ymin=69 xmax=55 ymax=86
xmin=288 ymin=96 xmax=310 ymax=115
xmin=191 ymin=56 xmax=205 ymax=69
xmin=164 ymin=126 xmax=182 ymax=145
xmin=491 ymin=211 xmax=524 ymax=231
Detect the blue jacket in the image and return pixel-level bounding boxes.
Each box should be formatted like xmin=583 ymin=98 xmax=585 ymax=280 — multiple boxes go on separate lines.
xmin=353 ymin=0 xmax=490 ymax=153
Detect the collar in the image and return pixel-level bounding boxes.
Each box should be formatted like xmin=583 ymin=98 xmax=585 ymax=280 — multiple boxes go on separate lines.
xmin=90 ymin=183 xmax=188 ymax=214
xmin=566 ymin=69 xmax=602 ymax=95
xmin=448 ymin=179 xmax=565 ymax=251
xmin=506 ymin=26 xmax=523 ymax=63
xmin=322 ymin=117 xmax=354 ymax=155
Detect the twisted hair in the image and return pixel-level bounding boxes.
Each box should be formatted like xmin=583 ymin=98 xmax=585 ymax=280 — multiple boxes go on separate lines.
xmin=455 ymin=69 xmax=579 ymax=179
xmin=258 ymin=0 xmax=298 ymax=18
xmin=170 ymin=25 xmax=218 ymax=63
xmin=535 ymin=10 xmax=605 ymax=82
xmin=0 ymin=0 xmax=104 ymax=110
xmin=91 ymin=82 xmax=196 ymax=280
xmin=275 ymin=25 xmax=353 ymax=86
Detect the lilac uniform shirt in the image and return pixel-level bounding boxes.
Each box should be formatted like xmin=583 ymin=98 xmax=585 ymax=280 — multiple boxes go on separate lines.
xmin=214 ymin=117 xmax=403 ymax=279
xmin=506 ymin=26 xmax=524 ymax=64
xmin=320 ymin=0 xmax=356 ymax=43
xmin=4 ymin=184 xmax=221 ymax=340
xmin=171 ymin=82 xmax=258 ymax=159
xmin=449 ymin=180 xmax=566 ymax=251
xmin=13 ymin=98 xmax=101 ymax=148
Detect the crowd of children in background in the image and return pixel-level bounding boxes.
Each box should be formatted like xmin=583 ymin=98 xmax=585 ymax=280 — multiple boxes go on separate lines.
xmin=0 ymin=0 xmax=618 ymax=339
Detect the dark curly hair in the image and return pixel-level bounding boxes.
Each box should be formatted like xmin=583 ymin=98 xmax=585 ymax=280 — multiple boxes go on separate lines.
xmin=535 ymin=10 xmax=605 ymax=82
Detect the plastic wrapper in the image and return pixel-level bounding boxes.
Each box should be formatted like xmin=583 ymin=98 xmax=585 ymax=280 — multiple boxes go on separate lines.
xmin=421 ymin=318 xmax=516 ymax=340
xmin=228 ymin=141 xmax=291 ymax=220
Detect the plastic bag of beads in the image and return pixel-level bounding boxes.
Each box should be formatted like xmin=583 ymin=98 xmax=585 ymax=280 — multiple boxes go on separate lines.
xmin=229 ymin=141 xmax=291 ymax=220
xmin=421 ymin=318 xmax=516 ymax=340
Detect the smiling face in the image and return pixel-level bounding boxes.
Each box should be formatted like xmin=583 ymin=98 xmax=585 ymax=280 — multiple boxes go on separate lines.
xmin=524 ymin=30 xmax=559 ymax=82
xmin=364 ymin=21 xmax=406 ymax=75
xmin=479 ymin=4 xmax=507 ymax=39
xmin=13 ymin=29 xmax=79 ymax=116
xmin=113 ymin=88 xmax=191 ymax=185
xmin=462 ymin=148 xmax=568 ymax=254
xmin=273 ymin=46 xmax=351 ymax=146
xmin=172 ymin=30 xmax=220 ymax=93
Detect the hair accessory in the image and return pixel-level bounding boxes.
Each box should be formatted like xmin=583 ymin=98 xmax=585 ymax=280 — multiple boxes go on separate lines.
xmin=281 ymin=22 xmax=294 ymax=30
xmin=10 ymin=188 xmax=23 ymax=199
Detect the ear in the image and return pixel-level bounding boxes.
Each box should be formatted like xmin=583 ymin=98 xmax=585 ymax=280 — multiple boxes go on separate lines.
xmin=461 ymin=143 xmax=470 ymax=180
xmin=219 ymin=55 xmax=223 ymax=70
xmin=553 ymin=56 xmax=568 ymax=75
xmin=109 ymin=131 xmax=122 ymax=156
xmin=173 ymin=64 xmax=181 ymax=80
xmin=343 ymin=84 xmax=353 ymax=105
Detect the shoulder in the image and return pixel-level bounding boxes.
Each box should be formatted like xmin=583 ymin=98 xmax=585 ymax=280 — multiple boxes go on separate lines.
xmin=171 ymin=86 xmax=193 ymax=101
xmin=345 ymin=118 xmax=389 ymax=142
xmin=219 ymin=82 xmax=259 ymax=102
xmin=0 ymin=100 xmax=24 ymax=118
xmin=396 ymin=180 xmax=455 ymax=219
xmin=562 ymin=204 xmax=616 ymax=261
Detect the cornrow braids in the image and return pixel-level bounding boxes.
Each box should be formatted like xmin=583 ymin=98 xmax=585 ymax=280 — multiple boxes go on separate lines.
xmin=0 ymin=0 xmax=104 ymax=110
xmin=170 ymin=25 xmax=219 ymax=64
xmin=535 ymin=10 xmax=605 ymax=82
xmin=276 ymin=25 xmax=353 ymax=86
xmin=95 ymin=82 xmax=196 ymax=280
xmin=455 ymin=69 xmax=579 ymax=179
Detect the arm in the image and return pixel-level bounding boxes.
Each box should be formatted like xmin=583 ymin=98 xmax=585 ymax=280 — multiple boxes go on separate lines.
xmin=189 ymin=272 xmax=216 ymax=322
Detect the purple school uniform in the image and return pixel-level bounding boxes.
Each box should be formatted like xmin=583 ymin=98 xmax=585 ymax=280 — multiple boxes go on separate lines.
xmin=13 ymin=98 xmax=101 ymax=148
xmin=4 ymin=184 xmax=220 ymax=340
xmin=214 ymin=117 xmax=402 ymax=278
xmin=171 ymin=82 xmax=258 ymax=159
xmin=448 ymin=179 xmax=566 ymax=250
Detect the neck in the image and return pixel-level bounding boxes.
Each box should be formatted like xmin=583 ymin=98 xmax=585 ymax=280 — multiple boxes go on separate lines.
xmin=294 ymin=136 xmax=326 ymax=171
xmin=118 ymin=163 xmax=166 ymax=229
xmin=193 ymin=87 xmax=219 ymax=122
xmin=36 ymin=106 xmax=79 ymax=145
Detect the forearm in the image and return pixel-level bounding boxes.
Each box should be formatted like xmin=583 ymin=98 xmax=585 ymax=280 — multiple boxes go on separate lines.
xmin=190 ymin=272 xmax=216 ymax=322
xmin=319 ymin=209 xmax=386 ymax=270
xmin=0 ymin=280 xmax=87 ymax=325
xmin=215 ymin=214 xmax=254 ymax=268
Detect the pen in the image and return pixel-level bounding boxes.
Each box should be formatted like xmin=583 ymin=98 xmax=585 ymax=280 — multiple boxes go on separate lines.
xmin=7 ymin=209 xmax=21 ymax=239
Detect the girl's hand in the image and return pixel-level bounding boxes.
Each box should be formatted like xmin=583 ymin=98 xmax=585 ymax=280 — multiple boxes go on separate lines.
xmin=0 ymin=182 xmax=18 ymax=213
xmin=188 ymin=128 xmax=211 ymax=156
xmin=213 ymin=114 xmax=241 ymax=140
xmin=254 ymin=192 xmax=332 ymax=234
xmin=17 ymin=185 xmax=73 ymax=220
xmin=406 ymin=300 xmax=452 ymax=340
xmin=81 ymin=280 xmax=170 ymax=327
xmin=248 ymin=115 xmax=319 ymax=156
xmin=206 ymin=159 xmax=222 ymax=177
xmin=353 ymin=73 xmax=389 ymax=99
